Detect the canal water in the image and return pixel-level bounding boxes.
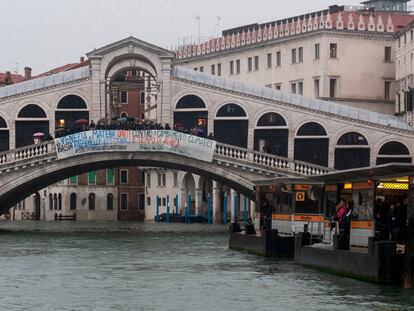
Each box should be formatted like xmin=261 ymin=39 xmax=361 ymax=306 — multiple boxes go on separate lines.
xmin=0 ymin=223 xmax=413 ymax=311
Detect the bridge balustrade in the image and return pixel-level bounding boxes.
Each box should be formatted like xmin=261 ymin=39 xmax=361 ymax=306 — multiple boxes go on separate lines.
xmin=0 ymin=135 xmax=332 ymax=177
xmin=214 ymin=142 xmax=331 ymax=176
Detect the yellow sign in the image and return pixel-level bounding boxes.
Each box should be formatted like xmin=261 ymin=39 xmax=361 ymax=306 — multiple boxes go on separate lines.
xmin=296 ymin=192 xmax=306 ymax=202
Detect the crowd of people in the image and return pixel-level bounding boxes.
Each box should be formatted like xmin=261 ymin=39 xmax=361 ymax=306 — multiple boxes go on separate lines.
xmin=374 ymin=197 xmax=407 ymax=242
xmin=50 ymin=118 xmax=214 ymax=140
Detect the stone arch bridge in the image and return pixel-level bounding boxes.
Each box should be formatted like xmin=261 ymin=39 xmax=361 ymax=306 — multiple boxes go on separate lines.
xmin=0 ymin=136 xmax=329 ymax=213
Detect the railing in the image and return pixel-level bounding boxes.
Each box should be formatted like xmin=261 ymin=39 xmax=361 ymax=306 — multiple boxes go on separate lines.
xmin=215 ymin=142 xmax=332 ymax=176
xmin=0 ymin=141 xmax=55 ymax=166
xmin=0 ymin=138 xmax=332 ymax=177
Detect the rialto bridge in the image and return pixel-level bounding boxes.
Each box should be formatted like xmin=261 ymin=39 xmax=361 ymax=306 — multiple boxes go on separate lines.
xmin=0 ymin=36 xmax=413 ymax=220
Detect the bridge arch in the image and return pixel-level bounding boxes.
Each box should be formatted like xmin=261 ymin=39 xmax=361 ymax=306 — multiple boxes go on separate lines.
xmin=0 ymin=115 xmax=10 ymax=152
xmin=15 ymin=104 xmax=49 ymax=148
xmin=294 ymin=121 xmax=329 ymax=167
xmin=334 ymin=132 xmax=370 ymax=170
xmin=376 ymin=141 xmax=412 ymax=165
xmin=173 ymin=94 xmax=208 ymax=136
xmin=214 ymin=103 xmax=249 ymax=148
xmin=0 ymin=151 xmax=255 ymax=212
xmin=254 ymin=112 xmax=288 ymax=157
xmin=55 ymin=94 xmax=89 ymax=130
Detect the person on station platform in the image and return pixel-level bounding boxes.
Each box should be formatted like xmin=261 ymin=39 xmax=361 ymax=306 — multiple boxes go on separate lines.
xmin=245 ymin=218 xmax=256 ymax=235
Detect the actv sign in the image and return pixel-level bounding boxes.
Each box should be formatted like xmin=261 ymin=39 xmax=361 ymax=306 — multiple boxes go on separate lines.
xmin=54 ymin=130 xmax=217 ymax=163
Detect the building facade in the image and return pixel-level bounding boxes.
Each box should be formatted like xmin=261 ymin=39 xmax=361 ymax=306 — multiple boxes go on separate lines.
xmin=174 ymin=3 xmax=414 ymax=114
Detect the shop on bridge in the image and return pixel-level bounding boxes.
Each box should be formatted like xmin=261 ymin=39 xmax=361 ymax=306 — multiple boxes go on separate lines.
xmin=214 ymin=103 xmax=248 ymax=148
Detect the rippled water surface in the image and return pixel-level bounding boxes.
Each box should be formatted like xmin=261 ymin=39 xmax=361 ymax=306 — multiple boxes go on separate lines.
xmin=0 ymin=222 xmax=413 ymax=311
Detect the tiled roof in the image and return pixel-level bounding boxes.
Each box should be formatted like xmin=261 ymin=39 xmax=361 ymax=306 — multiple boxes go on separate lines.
xmin=172 ymin=66 xmax=413 ymax=132
xmin=0 ymin=73 xmax=25 ymax=84
xmin=35 ymin=60 xmax=90 ymax=78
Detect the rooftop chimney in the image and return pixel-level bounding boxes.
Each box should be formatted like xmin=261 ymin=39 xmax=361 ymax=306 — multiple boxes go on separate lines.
xmin=5 ymin=71 xmax=11 ymax=83
xmin=80 ymin=56 xmax=85 ymax=63
xmin=24 ymin=67 xmax=32 ymax=79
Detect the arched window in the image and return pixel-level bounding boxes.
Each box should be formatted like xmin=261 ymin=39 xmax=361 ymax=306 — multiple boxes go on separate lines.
xmin=254 ymin=112 xmax=288 ymax=157
xmin=335 ymin=132 xmax=370 ymax=170
xmin=89 ymin=193 xmax=96 ymax=210
xmin=377 ymin=141 xmax=411 ymax=165
xmin=337 ymin=132 xmax=368 ymax=145
xmin=16 ymin=104 xmax=49 ymax=148
xmin=257 ymin=113 xmax=287 ymax=127
xmin=18 ymin=104 xmax=47 ymax=118
xmin=0 ymin=116 xmax=9 ymax=152
xmin=107 ymin=193 xmax=114 ymax=210
xmin=297 ymin=122 xmax=327 ymax=136
xmin=57 ymin=95 xmax=87 ymax=109
xmin=174 ymin=95 xmax=208 ymax=137
xmin=70 ymin=193 xmax=77 ymax=210
xmin=58 ymin=194 xmax=62 ymax=210
xmin=294 ymin=122 xmax=329 ymax=167
xmin=216 ymin=104 xmax=247 ymax=117
xmin=55 ymin=95 xmax=89 ymax=130
xmin=176 ymin=95 xmax=206 ymax=109
xmin=120 ymin=112 xmax=128 ymax=118
xmin=214 ymin=103 xmax=248 ymax=148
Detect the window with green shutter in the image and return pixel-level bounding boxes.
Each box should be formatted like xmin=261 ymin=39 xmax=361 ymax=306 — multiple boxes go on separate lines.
xmin=88 ymin=171 xmax=96 ymax=185
xmin=106 ymin=168 xmax=114 ymax=185
xmin=69 ymin=176 xmax=77 ymax=185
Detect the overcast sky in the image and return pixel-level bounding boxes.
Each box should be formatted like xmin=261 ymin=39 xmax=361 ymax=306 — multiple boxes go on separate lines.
xmin=0 ymin=0 xmax=412 ymax=74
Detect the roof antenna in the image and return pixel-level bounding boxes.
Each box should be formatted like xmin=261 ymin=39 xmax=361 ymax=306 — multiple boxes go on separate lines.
xmin=196 ymin=15 xmax=201 ymax=43
xmin=212 ymin=16 xmax=222 ymax=37
xmin=14 ymin=62 xmax=19 ymax=74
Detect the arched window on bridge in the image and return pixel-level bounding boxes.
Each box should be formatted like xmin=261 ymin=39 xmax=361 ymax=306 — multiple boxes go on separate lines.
xmin=376 ymin=141 xmax=412 ymax=165
xmin=0 ymin=116 xmax=9 ymax=152
xmin=107 ymin=193 xmax=114 ymax=210
xmin=16 ymin=104 xmax=49 ymax=148
xmin=335 ymin=132 xmax=370 ymax=170
xmin=89 ymin=193 xmax=96 ymax=210
xmin=294 ymin=122 xmax=329 ymax=167
xmin=174 ymin=95 xmax=208 ymax=138
xmin=70 ymin=193 xmax=77 ymax=210
xmin=214 ymin=103 xmax=248 ymax=148
xmin=53 ymin=193 xmax=57 ymax=210
xmin=55 ymin=95 xmax=89 ymax=131
xmin=49 ymin=193 xmax=53 ymax=210
xmin=254 ymin=112 xmax=288 ymax=157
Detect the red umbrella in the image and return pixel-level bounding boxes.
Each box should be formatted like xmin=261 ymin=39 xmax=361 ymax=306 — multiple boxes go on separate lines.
xmin=75 ymin=119 xmax=89 ymax=126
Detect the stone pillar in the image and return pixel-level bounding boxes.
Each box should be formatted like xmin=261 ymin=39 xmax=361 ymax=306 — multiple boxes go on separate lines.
xmin=158 ymin=58 xmax=173 ymax=125
xmin=287 ymin=129 xmax=295 ymax=161
xmin=180 ymin=188 xmax=187 ymax=216
xmin=212 ymin=181 xmax=221 ymax=223
xmin=195 ymin=188 xmax=202 ymax=215
xmin=230 ymin=189 xmax=237 ymax=223
xmin=90 ymin=58 xmax=103 ymax=122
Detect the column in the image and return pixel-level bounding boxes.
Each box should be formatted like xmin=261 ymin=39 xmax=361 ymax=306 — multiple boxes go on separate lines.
xmin=212 ymin=181 xmax=221 ymax=223
xmin=180 ymin=188 xmax=187 ymax=216
xmin=230 ymin=189 xmax=237 ymax=223
xmin=195 ymin=188 xmax=202 ymax=215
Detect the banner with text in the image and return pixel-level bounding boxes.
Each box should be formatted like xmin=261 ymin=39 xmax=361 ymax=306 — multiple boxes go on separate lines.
xmin=54 ymin=130 xmax=217 ymax=163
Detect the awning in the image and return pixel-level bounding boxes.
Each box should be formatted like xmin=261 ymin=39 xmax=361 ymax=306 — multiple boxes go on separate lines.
xmin=317 ymin=163 xmax=414 ymax=184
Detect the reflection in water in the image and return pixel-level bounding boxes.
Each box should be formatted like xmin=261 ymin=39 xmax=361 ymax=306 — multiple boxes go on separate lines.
xmin=0 ymin=223 xmax=413 ymax=311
